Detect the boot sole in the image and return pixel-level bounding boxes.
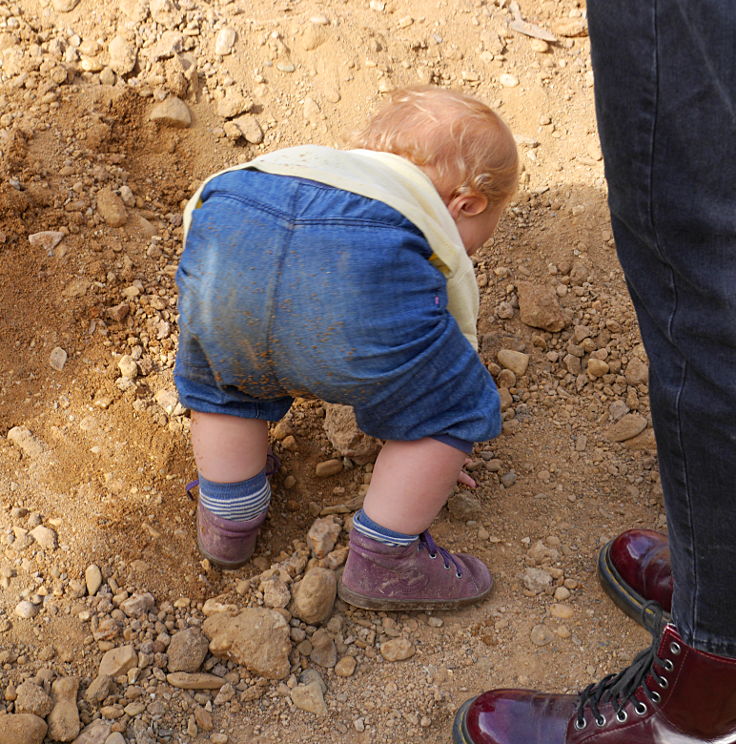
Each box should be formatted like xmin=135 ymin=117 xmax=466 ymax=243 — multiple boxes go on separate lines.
xmin=597 ymin=538 xmax=671 ymax=626
xmin=337 ymin=579 xmax=492 ymax=612
xmin=452 ymin=697 xmax=476 ymax=743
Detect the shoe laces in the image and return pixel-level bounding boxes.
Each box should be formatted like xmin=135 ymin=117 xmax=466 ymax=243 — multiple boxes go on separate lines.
xmin=418 ymin=531 xmax=464 ymax=578
xmin=575 ymin=602 xmax=669 ymax=728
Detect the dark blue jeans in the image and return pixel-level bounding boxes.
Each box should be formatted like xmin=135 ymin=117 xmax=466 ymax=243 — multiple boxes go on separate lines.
xmin=588 ymin=0 xmax=736 ymax=656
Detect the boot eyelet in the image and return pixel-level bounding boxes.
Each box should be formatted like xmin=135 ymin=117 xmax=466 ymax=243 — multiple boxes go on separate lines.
xmin=595 ymin=715 xmax=606 ymax=727
xmin=635 ymin=702 xmax=648 ymax=716
xmin=670 ymin=642 xmax=681 ymax=655
xmin=428 ymin=552 xmax=438 ymax=559
xmin=456 ymin=571 xmax=463 ymax=579
xmin=574 ymin=718 xmax=587 ymax=730
xmin=658 ymin=676 xmax=669 ymax=689
xmin=663 ymin=659 xmax=674 ymax=672
xmin=650 ymin=691 xmax=661 ymax=704
xmin=616 ymin=710 xmax=628 ymax=723
xmin=443 ymin=563 xmax=451 ymax=570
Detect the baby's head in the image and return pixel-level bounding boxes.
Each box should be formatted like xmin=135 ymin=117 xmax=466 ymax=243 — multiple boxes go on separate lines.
xmin=352 ymin=85 xmax=518 ymax=254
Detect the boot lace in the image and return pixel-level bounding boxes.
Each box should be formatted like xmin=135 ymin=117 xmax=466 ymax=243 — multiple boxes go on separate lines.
xmin=574 ymin=602 xmax=670 ymax=729
xmin=418 ymin=531 xmax=464 ymax=578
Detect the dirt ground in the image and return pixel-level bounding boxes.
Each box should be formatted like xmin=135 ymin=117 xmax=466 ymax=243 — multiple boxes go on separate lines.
xmin=0 ymin=0 xmax=664 ymax=742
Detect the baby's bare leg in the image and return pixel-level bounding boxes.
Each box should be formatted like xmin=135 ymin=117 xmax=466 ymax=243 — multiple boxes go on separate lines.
xmin=190 ymin=411 xmax=268 ymax=482
xmin=363 ymin=438 xmax=467 ymax=534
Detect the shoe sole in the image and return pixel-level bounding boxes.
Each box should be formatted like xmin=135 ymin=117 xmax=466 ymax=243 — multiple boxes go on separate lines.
xmin=597 ymin=538 xmax=671 ymax=626
xmin=336 ymin=579 xmax=492 ymax=612
xmin=452 ymin=697 xmax=476 ymax=743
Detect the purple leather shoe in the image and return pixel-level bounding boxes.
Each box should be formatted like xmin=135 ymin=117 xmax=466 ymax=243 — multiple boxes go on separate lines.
xmin=196 ymin=501 xmax=267 ymax=569
xmin=338 ymin=529 xmax=493 ymax=611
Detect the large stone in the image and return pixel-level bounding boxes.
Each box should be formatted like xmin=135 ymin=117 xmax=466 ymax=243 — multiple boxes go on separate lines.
xmin=166 ymin=673 xmax=225 ymax=690
xmin=52 ymin=0 xmax=80 ymax=11
xmin=70 ymin=721 xmax=111 ymax=744
xmin=7 ymin=427 xmax=44 ymax=458
xmin=96 ymin=188 xmax=128 ymax=227
xmin=167 ymin=628 xmax=209 ymax=673
xmin=14 ymin=682 xmax=53 ymax=717
xmin=517 ymin=281 xmax=566 ymax=332
xmin=290 ymin=567 xmax=337 ymax=624
xmin=0 ymin=714 xmax=47 ymax=744
xmin=309 ymin=628 xmax=337 ymax=668
xmin=48 ymin=677 xmax=81 ymax=742
xmin=99 ymin=646 xmax=137 ymax=677
xmin=149 ymin=97 xmax=191 ymax=128
xmin=497 ymin=348 xmax=529 ymax=376
xmin=291 ymin=681 xmax=327 ymax=715
xmin=108 ymin=36 xmax=137 ymax=75
xmin=625 ymin=357 xmax=649 ymax=385
xmin=203 ymin=608 xmax=292 ymax=680
xmin=322 ymin=404 xmax=381 ymax=464
xmin=214 ymin=28 xmax=237 ymax=55
xmin=606 ymin=413 xmax=647 ymax=442
xmin=119 ymin=592 xmax=155 ymax=617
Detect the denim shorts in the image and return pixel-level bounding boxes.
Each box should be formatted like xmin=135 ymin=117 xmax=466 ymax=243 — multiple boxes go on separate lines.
xmin=174 ymin=169 xmax=501 ymax=443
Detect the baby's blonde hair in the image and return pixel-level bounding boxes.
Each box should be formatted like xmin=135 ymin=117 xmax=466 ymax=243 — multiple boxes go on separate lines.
xmin=352 ymin=85 xmax=518 ymax=207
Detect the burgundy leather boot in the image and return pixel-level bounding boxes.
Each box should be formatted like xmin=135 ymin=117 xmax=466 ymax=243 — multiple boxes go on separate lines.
xmin=597 ymin=529 xmax=672 ymax=622
xmin=453 ymin=606 xmax=736 ymax=744
xmin=338 ymin=530 xmax=493 ymax=611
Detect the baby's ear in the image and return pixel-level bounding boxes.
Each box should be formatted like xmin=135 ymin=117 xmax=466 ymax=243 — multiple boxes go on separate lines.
xmin=448 ymin=191 xmax=488 ymax=218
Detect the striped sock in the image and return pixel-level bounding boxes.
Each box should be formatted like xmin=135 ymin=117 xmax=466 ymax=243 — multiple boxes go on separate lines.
xmin=352 ymin=508 xmax=418 ymax=547
xmin=198 ymin=470 xmax=271 ymax=522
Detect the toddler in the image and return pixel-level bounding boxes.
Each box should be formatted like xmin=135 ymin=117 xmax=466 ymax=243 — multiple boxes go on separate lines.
xmin=175 ymin=86 xmax=518 ymax=611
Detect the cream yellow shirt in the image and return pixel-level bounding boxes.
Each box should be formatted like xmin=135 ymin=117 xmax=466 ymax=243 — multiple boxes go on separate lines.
xmin=183 ymin=146 xmax=479 ymax=349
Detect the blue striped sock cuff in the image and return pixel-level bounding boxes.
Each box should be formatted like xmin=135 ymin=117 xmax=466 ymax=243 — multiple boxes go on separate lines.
xmin=198 ymin=470 xmax=271 ymax=522
xmin=352 ymin=508 xmax=418 ymax=547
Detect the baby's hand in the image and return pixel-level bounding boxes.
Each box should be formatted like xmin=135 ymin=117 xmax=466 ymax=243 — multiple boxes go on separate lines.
xmin=457 ymin=458 xmax=477 ymax=489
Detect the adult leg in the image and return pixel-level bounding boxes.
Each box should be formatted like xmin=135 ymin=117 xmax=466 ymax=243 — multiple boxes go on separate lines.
xmin=452 ymin=0 xmax=736 ymax=741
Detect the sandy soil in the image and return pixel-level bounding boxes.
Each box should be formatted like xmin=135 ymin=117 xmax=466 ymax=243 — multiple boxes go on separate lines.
xmin=0 ymin=0 xmax=664 ymax=742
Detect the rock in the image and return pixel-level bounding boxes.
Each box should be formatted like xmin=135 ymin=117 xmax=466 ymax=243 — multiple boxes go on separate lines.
xmin=291 ymin=681 xmax=327 ymax=715
xmin=85 ymin=565 xmax=103 ymax=596
xmin=48 ymin=677 xmax=81 ymax=742
xmin=117 ymin=355 xmax=138 ymax=380
xmin=28 ymin=231 xmax=64 ymax=252
xmin=322 ymin=404 xmax=381 ymax=464
xmin=550 ymin=603 xmax=574 ymax=619
xmin=52 ymin=0 xmax=80 ymax=10
xmin=70 ymin=721 xmax=112 ymax=744
xmin=167 ymin=628 xmax=209 ymax=673
xmin=84 ymin=675 xmax=112 ymax=704
xmin=315 ymin=459 xmax=343 ymax=478
xmin=309 ymin=628 xmax=337 ymax=667
xmin=30 ymin=525 xmax=57 ymax=549
xmin=96 ymin=189 xmax=127 ymax=227
xmin=306 ymin=516 xmax=341 ymax=558
xmin=334 ymin=656 xmax=357 ymax=677
xmin=146 ymin=31 xmax=184 ymax=60
xmin=497 ymin=348 xmax=529 ymax=376
xmin=49 ymin=347 xmax=68 ymax=371
xmin=228 ymin=114 xmax=263 ymax=143
xmin=150 ymin=0 xmax=182 ymax=27
xmin=166 ymin=673 xmax=225 ymax=690
xmin=0 ymin=714 xmax=47 ymax=744
xmin=15 ymin=601 xmax=39 ymax=619
xmin=214 ymin=28 xmax=237 ymax=55
xmin=447 ymin=491 xmax=482 ymax=520
xmin=499 ymin=73 xmax=519 ymax=87
xmin=380 ymin=638 xmax=415 ymax=661
xmin=625 ymin=357 xmax=649 ymax=385
xmin=290 ymin=567 xmax=337 ymax=624
xmin=15 ymin=682 xmax=53 ymax=717
xmin=108 ymin=36 xmax=137 ymax=75
xmin=527 ymin=540 xmax=559 ymax=565
xmin=203 ymin=608 xmax=292 ymax=680
xmin=587 ymin=358 xmax=609 ymax=377
xmin=99 ymin=646 xmax=137 ymax=677
xmin=119 ymin=592 xmax=155 ymax=617
xmin=261 ymin=577 xmax=291 ymax=609
xmin=215 ymin=89 xmax=253 ymax=119
xmin=517 ymin=281 xmax=566 ymax=332
xmin=149 ymin=97 xmax=191 ymax=128
xmin=553 ymin=19 xmax=588 ymax=37
xmin=623 ymin=428 xmax=657 ymax=451
xmin=605 ymin=413 xmax=647 ymax=442
xmin=7 ymin=427 xmax=44 ymax=458
xmin=530 ymin=624 xmax=554 ymax=646
xmin=522 ymin=566 xmax=553 ymax=594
